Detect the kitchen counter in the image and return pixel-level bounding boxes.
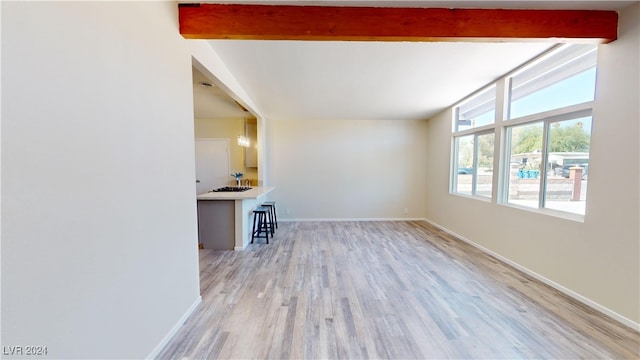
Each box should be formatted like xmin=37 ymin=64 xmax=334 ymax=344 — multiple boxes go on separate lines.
xmin=197 ymin=186 xmax=274 ymax=200
xmin=197 ymin=187 xmax=275 ymax=250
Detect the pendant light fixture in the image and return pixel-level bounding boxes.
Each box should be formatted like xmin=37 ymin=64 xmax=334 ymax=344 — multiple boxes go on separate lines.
xmin=237 ymin=113 xmax=250 ymax=147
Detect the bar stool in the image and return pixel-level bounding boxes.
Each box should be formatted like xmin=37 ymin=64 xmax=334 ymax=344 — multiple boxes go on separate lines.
xmin=251 ymin=206 xmax=271 ymax=244
xmin=261 ymin=201 xmax=278 ymax=230
xmin=260 ymin=206 xmax=275 ymax=237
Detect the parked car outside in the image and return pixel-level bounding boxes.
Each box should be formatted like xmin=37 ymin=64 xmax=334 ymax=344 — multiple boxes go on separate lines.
xmin=458 ymin=167 xmax=473 ymax=174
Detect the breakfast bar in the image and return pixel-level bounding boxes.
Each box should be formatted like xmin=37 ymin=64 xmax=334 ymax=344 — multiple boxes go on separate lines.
xmin=197 ymin=186 xmax=274 ymax=250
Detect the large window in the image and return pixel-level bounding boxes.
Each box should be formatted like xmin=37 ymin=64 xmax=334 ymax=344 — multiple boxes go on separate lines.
xmin=454 ymin=84 xmax=496 ymax=132
xmin=452 ymin=132 xmax=494 ymax=198
xmin=508 ymin=45 xmax=597 ymax=119
xmin=451 ymin=44 xmax=597 ymax=218
xmin=451 ymin=85 xmax=497 ymax=198
xmin=504 ymin=114 xmax=592 ymax=215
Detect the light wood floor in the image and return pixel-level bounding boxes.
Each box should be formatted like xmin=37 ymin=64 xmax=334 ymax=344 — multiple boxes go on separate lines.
xmin=158 ymin=221 xmax=639 ymax=359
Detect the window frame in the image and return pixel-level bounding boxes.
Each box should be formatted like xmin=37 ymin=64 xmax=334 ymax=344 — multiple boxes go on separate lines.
xmin=501 ymin=105 xmax=593 ymax=214
xmin=451 ymin=129 xmax=495 ymax=199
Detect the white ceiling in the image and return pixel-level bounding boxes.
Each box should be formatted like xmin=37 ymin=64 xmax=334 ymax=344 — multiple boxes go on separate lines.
xmin=193 ymin=1 xmax=635 ymax=121
xmin=192 ymin=67 xmax=250 ymax=118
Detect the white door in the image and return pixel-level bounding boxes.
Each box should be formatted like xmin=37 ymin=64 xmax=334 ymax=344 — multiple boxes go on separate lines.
xmin=195 ymin=139 xmax=230 ymax=195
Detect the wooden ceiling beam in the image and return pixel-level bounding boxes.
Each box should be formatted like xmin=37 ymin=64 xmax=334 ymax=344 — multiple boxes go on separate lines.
xmin=178 ymin=4 xmax=618 ymax=43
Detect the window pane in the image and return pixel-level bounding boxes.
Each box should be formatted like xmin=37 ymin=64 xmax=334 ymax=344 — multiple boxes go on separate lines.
xmin=455 ymin=85 xmax=496 ymax=132
xmin=545 ymin=117 xmax=592 ymax=215
xmin=454 ymin=135 xmax=474 ymax=195
xmin=507 ymin=122 xmax=543 ymax=207
xmin=509 ymin=44 xmax=597 ymax=119
xmin=476 ymin=133 xmax=494 ymax=198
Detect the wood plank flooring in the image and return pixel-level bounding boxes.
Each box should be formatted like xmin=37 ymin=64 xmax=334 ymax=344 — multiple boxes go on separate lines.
xmin=158 ymin=221 xmax=639 ymax=359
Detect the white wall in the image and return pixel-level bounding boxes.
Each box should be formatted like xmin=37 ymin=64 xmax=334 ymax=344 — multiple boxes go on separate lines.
xmin=195 ymin=118 xmax=258 ymax=182
xmin=1 ymin=2 xmax=201 ymax=358
xmin=424 ymin=2 xmax=639 ymax=327
xmin=267 ymin=119 xmax=427 ymax=220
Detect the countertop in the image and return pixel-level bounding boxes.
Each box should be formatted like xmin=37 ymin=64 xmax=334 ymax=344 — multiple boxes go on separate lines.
xmin=196 ymin=186 xmax=275 ymax=200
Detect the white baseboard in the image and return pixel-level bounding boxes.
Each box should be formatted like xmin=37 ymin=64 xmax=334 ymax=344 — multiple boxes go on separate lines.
xmin=147 ymin=296 xmax=202 ymax=359
xmin=423 ymin=218 xmax=640 ymax=333
xmin=280 ymin=217 xmax=427 ymax=222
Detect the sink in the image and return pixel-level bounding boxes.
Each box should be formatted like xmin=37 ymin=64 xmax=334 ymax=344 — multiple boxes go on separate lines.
xmin=210 ymin=186 xmax=252 ymax=192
